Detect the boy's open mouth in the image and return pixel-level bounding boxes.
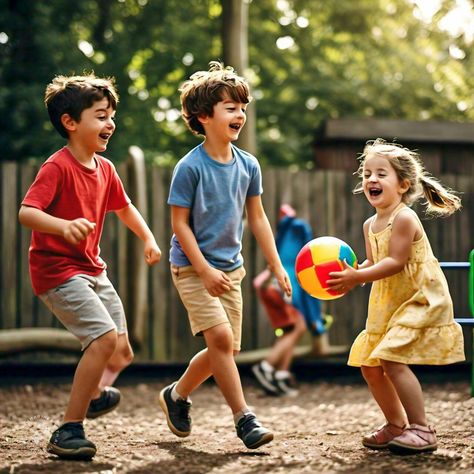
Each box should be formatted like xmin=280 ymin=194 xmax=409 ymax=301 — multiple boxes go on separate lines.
xmin=230 ymin=123 xmax=241 ymax=131
xmin=99 ymin=133 xmax=111 ymax=140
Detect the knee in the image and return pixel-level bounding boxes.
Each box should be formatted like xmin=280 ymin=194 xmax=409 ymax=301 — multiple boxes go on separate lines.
xmin=380 ymin=360 xmax=405 ymax=380
xmin=361 ymin=365 xmax=384 ymax=385
xmin=205 ymin=325 xmax=234 ymax=353
xmin=294 ymin=318 xmax=307 ymax=336
xmin=89 ymin=330 xmax=118 ymax=359
xmin=108 ymin=338 xmax=134 ymax=371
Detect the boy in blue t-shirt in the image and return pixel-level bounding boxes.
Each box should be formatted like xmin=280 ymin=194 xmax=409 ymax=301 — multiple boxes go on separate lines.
xmin=159 ymin=61 xmax=291 ymax=449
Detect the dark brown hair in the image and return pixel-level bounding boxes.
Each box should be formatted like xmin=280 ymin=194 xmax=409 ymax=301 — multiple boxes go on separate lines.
xmin=44 ymin=73 xmax=119 ymax=138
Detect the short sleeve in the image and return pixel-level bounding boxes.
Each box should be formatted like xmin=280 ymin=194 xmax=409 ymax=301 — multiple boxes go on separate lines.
xmin=21 ymin=162 xmax=62 ymax=210
xmin=247 ymin=158 xmax=262 ymax=197
xmin=168 ymin=160 xmax=197 ymax=208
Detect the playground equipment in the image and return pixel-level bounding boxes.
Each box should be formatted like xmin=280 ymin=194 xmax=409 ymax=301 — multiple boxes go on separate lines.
xmin=440 ymin=248 xmax=474 ymax=396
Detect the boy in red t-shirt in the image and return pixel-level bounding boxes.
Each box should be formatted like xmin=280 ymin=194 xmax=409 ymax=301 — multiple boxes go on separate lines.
xmin=19 ymin=73 xmax=161 ymax=460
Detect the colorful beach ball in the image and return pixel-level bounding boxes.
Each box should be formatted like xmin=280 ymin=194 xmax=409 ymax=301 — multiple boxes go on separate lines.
xmin=295 ymin=236 xmax=358 ymax=300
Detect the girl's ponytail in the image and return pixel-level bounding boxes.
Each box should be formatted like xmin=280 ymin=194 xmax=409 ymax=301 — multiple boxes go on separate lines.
xmin=419 ymin=175 xmax=462 ymax=216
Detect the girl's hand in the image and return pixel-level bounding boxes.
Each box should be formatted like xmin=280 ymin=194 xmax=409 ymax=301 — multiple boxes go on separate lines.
xmin=327 ymin=260 xmax=361 ymax=293
xmin=200 ymin=267 xmax=232 ymax=297
xmin=273 ymin=266 xmax=292 ymax=299
xmin=63 ymin=218 xmax=96 ymax=245
xmin=144 ymin=239 xmax=162 ymax=266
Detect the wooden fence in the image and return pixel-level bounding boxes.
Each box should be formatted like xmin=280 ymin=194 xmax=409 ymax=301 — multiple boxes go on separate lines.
xmin=0 ymin=152 xmax=472 ymax=363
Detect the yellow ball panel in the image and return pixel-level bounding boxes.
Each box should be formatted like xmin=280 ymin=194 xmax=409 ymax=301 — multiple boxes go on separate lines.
xmin=309 ymin=240 xmax=340 ymax=264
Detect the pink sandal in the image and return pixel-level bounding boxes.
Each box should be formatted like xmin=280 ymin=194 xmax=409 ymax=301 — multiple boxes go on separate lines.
xmin=362 ymin=422 xmax=407 ymax=449
xmin=388 ymin=424 xmax=437 ymax=454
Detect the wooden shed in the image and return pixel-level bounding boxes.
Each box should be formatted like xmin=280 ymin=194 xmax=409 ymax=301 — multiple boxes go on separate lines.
xmin=313 ymin=118 xmax=474 ymax=175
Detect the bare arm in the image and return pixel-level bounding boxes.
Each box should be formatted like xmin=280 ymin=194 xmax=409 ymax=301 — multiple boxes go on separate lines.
xmin=358 ymin=217 xmax=374 ymax=270
xmin=115 ymin=204 xmax=161 ymax=265
xmin=328 ymin=212 xmax=419 ymax=290
xmin=246 ymin=195 xmax=291 ymax=297
xmin=171 ymin=205 xmax=231 ymax=296
xmin=18 ymin=205 xmax=95 ymax=245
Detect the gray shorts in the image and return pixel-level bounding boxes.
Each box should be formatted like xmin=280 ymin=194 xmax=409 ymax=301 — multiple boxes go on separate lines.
xmin=39 ymin=271 xmax=127 ymax=351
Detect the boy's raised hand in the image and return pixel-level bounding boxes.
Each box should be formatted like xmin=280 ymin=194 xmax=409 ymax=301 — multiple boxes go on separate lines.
xmin=63 ymin=218 xmax=96 ymax=245
xmin=144 ymin=239 xmax=162 ymax=265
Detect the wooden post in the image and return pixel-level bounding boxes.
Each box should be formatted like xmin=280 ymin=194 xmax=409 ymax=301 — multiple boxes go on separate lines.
xmin=221 ymin=0 xmax=256 ymax=155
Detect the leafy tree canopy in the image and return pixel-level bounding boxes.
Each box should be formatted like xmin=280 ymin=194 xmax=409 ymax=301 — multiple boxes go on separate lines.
xmin=0 ymin=0 xmax=472 ymax=167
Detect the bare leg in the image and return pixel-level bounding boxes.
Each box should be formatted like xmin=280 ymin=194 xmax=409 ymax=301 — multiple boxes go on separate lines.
xmin=175 ymin=348 xmax=214 ymax=397
xmin=175 ymin=329 xmax=241 ymax=400
xmin=381 ymin=360 xmax=427 ymax=426
xmin=203 ymin=323 xmax=246 ymax=413
xmin=94 ymin=333 xmax=134 ymax=396
xmin=64 ymin=330 xmax=118 ymax=422
xmin=267 ymin=316 xmax=306 ymax=371
xmin=361 ymin=365 xmax=408 ymax=427
xmin=176 ymin=323 xmax=246 ymax=413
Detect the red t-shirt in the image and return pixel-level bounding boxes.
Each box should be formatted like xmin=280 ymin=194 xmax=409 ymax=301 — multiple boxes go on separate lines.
xmin=22 ymin=147 xmax=131 ymax=295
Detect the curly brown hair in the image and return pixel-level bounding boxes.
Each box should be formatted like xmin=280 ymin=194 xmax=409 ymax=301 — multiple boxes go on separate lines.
xmin=179 ymin=61 xmax=251 ymax=136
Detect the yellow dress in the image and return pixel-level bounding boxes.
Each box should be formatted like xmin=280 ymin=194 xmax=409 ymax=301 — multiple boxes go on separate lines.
xmin=348 ymin=203 xmax=465 ymax=367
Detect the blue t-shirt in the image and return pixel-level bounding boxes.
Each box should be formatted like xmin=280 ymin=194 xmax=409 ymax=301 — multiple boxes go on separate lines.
xmin=168 ymin=143 xmax=263 ymax=270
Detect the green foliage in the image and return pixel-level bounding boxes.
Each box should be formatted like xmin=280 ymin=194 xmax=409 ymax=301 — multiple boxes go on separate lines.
xmin=1 ymin=0 xmax=473 ymax=166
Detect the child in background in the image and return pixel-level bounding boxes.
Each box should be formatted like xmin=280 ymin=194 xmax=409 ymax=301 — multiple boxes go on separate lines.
xmin=19 ymin=74 xmax=161 ymax=459
xmin=327 ymin=139 xmax=464 ymax=454
xmin=159 ymin=61 xmax=291 ymax=449
xmin=252 ymin=204 xmax=326 ymax=396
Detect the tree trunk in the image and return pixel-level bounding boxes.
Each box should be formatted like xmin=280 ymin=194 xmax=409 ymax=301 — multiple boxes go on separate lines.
xmin=221 ymin=0 xmax=257 ymax=156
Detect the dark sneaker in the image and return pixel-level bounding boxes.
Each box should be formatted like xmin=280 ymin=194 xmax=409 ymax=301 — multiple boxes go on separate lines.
xmin=159 ymin=382 xmax=192 ymax=437
xmin=236 ymin=413 xmax=274 ymax=449
xmin=274 ymin=373 xmax=299 ymax=397
xmin=86 ymin=386 xmax=121 ymax=419
xmin=47 ymin=422 xmax=96 ymax=460
xmin=251 ymin=362 xmax=279 ymax=395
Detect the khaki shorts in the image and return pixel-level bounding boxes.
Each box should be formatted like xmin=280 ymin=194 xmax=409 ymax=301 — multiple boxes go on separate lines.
xmin=171 ymin=265 xmax=246 ymax=351
xmin=39 ymin=271 xmax=127 ymax=351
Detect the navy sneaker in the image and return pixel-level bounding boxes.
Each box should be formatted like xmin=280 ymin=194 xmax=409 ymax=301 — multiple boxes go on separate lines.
xmin=236 ymin=413 xmax=273 ymax=449
xmin=47 ymin=422 xmax=96 ymax=460
xmin=86 ymin=386 xmax=121 ymax=419
xmin=159 ymin=382 xmax=192 ymax=437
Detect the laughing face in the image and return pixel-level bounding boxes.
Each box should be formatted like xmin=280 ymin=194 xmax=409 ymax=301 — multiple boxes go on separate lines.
xmin=201 ymin=94 xmax=247 ymax=142
xmin=362 ymin=154 xmax=408 ymax=210
xmin=72 ymin=97 xmax=116 ymax=154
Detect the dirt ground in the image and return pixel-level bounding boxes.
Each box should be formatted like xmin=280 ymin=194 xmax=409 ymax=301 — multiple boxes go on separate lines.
xmin=0 ymin=372 xmax=472 ymax=474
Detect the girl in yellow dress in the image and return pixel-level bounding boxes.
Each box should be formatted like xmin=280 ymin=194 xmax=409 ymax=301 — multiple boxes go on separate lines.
xmin=328 ymin=139 xmax=464 ymax=454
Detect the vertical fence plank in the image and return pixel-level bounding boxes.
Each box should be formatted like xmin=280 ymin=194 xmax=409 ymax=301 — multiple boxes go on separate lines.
xmin=19 ymin=163 xmax=36 ymax=328
xmin=1 ymin=162 xmax=18 ymax=329
xmin=149 ymin=166 xmax=171 ymax=361
xmin=116 ymin=161 xmax=130 ymax=334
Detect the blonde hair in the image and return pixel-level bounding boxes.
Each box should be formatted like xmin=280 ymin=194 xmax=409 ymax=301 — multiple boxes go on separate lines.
xmin=179 ymin=61 xmax=251 ymax=136
xmin=354 ymin=139 xmax=461 ymax=216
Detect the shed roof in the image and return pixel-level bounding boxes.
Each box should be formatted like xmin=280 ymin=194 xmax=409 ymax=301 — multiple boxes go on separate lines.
xmin=316 ymin=118 xmax=474 ymax=144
